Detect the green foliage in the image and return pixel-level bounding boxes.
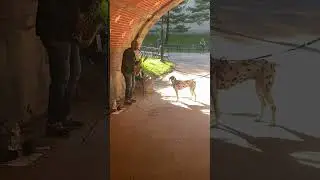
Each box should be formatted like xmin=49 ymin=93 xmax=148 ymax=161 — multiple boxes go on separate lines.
xmin=187 ymin=0 xmax=210 ymax=25
xmin=140 ymin=57 xmax=175 ymax=77
xmin=100 ymin=0 xmax=108 ymax=24
xmin=155 ymin=1 xmax=190 ymax=34
xmin=165 ymin=2 xmax=190 ymax=32
xmin=174 ymin=24 xmax=189 ymax=33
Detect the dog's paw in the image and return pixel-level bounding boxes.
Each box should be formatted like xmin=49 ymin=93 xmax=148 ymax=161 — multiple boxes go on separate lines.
xmin=210 ymin=118 xmax=221 ymax=128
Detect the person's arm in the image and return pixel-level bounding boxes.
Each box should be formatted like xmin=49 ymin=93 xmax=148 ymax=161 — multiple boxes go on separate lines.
xmin=122 ymin=49 xmax=129 ymax=73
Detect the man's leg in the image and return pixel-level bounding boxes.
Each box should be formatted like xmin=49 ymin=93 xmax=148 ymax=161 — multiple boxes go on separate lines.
xmin=63 ymin=42 xmax=83 ymax=128
xmin=123 ymin=73 xmax=132 ymax=105
xmin=130 ymin=74 xmax=136 ymax=103
xmin=42 ymin=39 xmax=71 ymax=137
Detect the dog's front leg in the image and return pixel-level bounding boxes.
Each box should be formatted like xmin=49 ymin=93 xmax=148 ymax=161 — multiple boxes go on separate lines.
xmin=175 ymin=89 xmax=179 ymax=102
xmin=254 ymin=84 xmax=266 ymax=122
xmin=212 ymin=91 xmax=221 ymax=124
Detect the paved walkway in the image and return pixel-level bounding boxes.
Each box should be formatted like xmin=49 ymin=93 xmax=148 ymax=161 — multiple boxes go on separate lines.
xmin=110 ymin=53 xmax=210 ymax=180
xmin=111 ymin=92 xmax=209 ymax=180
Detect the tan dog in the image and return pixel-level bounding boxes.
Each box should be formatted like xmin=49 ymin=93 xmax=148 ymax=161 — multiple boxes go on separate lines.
xmin=169 ymin=76 xmax=196 ymax=101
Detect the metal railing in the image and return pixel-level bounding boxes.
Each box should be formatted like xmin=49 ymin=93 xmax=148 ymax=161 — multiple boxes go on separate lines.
xmin=141 ymin=44 xmax=209 ymax=54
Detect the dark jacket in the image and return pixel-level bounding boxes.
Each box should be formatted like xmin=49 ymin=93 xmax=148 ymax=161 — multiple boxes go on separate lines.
xmin=36 ymin=0 xmax=88 ymax=41
xmin=121 ymin=48 xmax=137 ymax=74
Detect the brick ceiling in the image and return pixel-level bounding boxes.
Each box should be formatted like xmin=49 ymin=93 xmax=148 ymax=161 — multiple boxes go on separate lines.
xmin=110 ymin=0 xmax=181 ymax=48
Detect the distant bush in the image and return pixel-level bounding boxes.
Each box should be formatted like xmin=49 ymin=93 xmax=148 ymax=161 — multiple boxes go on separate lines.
xmin=100 ymin=0 xmax=108 ymax=24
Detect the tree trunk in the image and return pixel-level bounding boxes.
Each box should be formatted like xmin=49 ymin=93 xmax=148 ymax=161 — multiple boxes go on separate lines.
xmin=160 ymin=16 xmax=165 ymax=61
xmin=165 ymin=11 xmax=170 ymax=45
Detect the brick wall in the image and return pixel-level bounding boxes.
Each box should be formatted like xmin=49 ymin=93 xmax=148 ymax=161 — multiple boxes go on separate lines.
xmin=109 ymin=0 xmax=183 ymax=103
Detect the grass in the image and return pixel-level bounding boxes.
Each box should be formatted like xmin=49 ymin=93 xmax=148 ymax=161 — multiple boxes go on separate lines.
xmin=142 ymin=33 xmax=209 ymax=46
xmin=139 ymin=57 xmax=175 ymax=78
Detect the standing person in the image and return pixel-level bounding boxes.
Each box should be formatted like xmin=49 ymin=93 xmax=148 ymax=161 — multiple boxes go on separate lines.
xmin=121 ymin=40 xmax=140 ymax=105
xmin=200 ymin=38 xmax=206 ymax=53
xmin=36 ymin=0 xmax=84 ymax=137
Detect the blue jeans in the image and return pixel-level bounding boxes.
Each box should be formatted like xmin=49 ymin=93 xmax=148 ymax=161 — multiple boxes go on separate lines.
xmin=123 ymin=73 xmax=135 ymax=100
xmin=41 ymin=39 xmax=81 ymax=124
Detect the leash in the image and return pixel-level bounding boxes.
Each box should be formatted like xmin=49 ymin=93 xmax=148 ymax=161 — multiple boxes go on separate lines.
xmin=173 ymin=69 xmax=210 ymax=80
xmin=247 ymin=37 xmax=320 ymax=60
xmin=212 ymin=27 xmax=320 ymax=54
xmin=212 ymin=36 xmax=320 ymax=61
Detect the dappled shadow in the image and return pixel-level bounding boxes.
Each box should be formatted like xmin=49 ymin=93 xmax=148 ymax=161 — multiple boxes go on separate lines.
xmin=211 ymin=123 xmax=320 ymax=180
xmin=153 ymin=79 xmax=172 ymax=89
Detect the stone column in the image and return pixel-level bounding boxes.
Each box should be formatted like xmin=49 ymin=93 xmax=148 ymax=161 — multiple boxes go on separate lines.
xmin=0 ymin=0 xmax=49 ymax=151
xmin=109 ymin=47 xmax=126 ymax=108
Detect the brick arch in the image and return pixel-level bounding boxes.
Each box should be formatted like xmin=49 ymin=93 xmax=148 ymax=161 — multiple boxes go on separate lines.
xmin=110 ymin=0 xmax=184 ymax=48
xmin=109 ymin=0 xmax=184 ymax=103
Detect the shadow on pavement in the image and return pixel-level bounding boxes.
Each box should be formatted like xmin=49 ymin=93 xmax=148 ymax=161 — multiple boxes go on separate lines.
xmin=0 ymin=58 xmax=107 ymax=180
xmin=211 ymin=124 xmax=320 ymax=180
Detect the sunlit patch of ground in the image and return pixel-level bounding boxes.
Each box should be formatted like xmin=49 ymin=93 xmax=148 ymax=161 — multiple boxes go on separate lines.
xmin=154 ymin=70 xmax=210 ymax=116
xmin=291 ymin=151 xmax=320 ymax=168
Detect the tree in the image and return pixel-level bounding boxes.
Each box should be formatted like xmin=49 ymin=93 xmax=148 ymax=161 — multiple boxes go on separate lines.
xmin=99 ymin=0 xmax=108 ymax=25
xmin=155 ymin=1 xmax=190 ymax=44
xmin=187 ymin=0 xmax=210 ymax=25
xmin=168 ymin=2 xmax=190 ymax=35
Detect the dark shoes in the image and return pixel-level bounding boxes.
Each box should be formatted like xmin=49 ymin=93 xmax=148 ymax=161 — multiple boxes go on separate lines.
xmin=124 ymin=98 xmax=136 ymax=105
xmin=124 ymin=100 xmax=132 ymax=105
xmin=63 ymin=120 xmax=84 ymax=130
xmin=0 ymin=150 xmax=19 ymax=163
xmin=46 ymin=122 xmax=70 ymax=138
xmin=46 ymin=119 xmax=84 ymax=138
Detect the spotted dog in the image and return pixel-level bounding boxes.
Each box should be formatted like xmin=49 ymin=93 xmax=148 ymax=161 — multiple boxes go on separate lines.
xmin=169 ymin=76 xmax=197 ymax=101
xmin=211 ymin=56 xmax=277 ymax=127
